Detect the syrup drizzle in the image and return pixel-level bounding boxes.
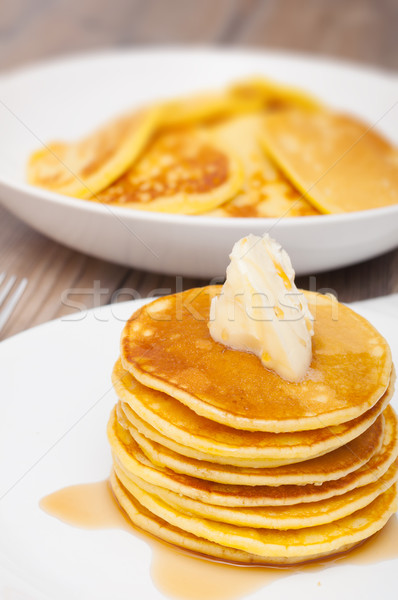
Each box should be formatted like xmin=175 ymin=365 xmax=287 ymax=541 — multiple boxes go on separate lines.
xmin=40 ymin=480 xmax=398 ymax=600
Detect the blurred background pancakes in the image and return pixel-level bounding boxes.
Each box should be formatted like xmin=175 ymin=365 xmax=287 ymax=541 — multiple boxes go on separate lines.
xmin=27 ymin=77 xmax=398 ymax=217
xmin=107 ymin=286 xmax=398 ymax=564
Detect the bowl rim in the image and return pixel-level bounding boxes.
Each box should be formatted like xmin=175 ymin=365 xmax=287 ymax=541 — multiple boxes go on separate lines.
xmin=1 ymin=45 xmax=397 ymax=82
xmin=1 ymin=176 xmax=398 ymax=230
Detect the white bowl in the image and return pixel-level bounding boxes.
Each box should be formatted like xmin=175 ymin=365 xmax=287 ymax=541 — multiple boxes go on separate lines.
xmin=0 ymin=48 xmax=397 ymax=277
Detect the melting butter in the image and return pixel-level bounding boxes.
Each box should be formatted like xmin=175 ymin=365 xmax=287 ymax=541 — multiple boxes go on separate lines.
xmin=209 ymin=234 xmax=314 ymax=382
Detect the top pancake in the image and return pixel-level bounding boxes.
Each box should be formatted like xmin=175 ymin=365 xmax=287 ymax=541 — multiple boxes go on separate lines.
xmin=261 ymin=108 xmax=398 ymax=213
xmin=121 ymin=286 xmax=392 ymax=433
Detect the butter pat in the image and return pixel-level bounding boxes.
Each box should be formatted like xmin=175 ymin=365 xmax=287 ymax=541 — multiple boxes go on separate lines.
xmin=209 ymin=234 xmax=314 ymax=382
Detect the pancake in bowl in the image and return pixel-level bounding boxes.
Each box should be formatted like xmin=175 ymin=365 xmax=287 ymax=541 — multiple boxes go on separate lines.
xmin=27 ymin=107 xmax=159 ymax=198
xmin=158 ymin=88 xmax=262 ymax=128
xmin=159 ymin=76 xmax=322 ymax=129
xmin=228 ymin=77 xmax=323 ymax=113
xmin=93 ymin=127 xmax=243 ymax=214
xmin=203 ymin=114 xmax=319 ymax=218
xmin=261 ymin=108 xmax=398 ymax=213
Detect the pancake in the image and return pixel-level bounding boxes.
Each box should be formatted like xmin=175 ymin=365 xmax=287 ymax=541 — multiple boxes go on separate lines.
xmin=205 ymin=183 xmax=319 ymax=218
xmin=109 ymin=470 xmax=271 ymax=565
xmin=117 ymin=395 xmax=389 ymax=469
xmin=228 ymin=77 xmax=322 ymax=113
xmin=110 ymin=468 xmax=398 ymax=561
xmin=159 ymin=76 xmax=321 ymax=129
xmin=116 ymin=458 xmax=398 ymax=529
xmin=118 ymin=403 xmax=304 ymax=468
xmin=94 ymin=128 xmax=243 ymax=214
xmin=158 ymin=90 xmax=263 ymax=128
xmin=261 ymin=108 xmax=398 ymax=213
xmin=108 ymin=406 xmax=397 ymax=508
xmin=27 ymin=107 xmax=159 ymax=198
xmin=130 ymin=417 xmax=394 ymax=509
xmin=127 ymin=409 xmax=386 ymax=487
xmin=113 ymin=359 xmax=393 ymax=465
xmin=121 ymin=286 xmax=392 ymax=432
xmin=203 ymin=114 xmax=319 ymax=218
xmin=110 ymin=470 xmax=363 ymax=566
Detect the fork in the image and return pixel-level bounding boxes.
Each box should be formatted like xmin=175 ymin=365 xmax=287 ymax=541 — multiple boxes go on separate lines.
xmin=0 ymin=273 xmax=28 ymax=335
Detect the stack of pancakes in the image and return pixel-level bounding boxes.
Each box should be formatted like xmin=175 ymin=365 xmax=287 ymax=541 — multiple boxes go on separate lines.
xmin=108 ymin=286 xmax=398 ymax=564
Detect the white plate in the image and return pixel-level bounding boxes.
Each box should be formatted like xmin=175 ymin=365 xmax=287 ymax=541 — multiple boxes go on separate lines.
xmin=0 ymin=48 xmax=397 ymax=277
xmin=0 ymin=296 xmax=397 ymax=600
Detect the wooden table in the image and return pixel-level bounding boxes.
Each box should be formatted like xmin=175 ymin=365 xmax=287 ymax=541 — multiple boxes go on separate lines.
xmin=1 ymin=0 xmax=397 ymax=340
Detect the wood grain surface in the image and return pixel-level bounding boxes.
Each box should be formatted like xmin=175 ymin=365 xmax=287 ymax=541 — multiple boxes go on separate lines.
xmin=1 ymin=0 xmax=397 ymax=340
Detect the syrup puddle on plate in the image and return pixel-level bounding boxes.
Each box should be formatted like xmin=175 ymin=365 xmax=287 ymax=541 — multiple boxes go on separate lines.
xmin=40 ymin=480 xmax=398 ymax=600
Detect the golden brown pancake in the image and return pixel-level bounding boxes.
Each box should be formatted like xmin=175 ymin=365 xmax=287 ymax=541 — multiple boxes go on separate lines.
xmin=126 ymin=409 xmax=386 ymax=487
xmin=110 ymin=468 xmax=398 ymax=561
xmin=205 ymin=185 xmax=318 ymax=218
xmin=203 ymin=114 xmax=319 ymax=218
xmin=158 ymin=76 xmax=322 ymax=129
xmin=261 ymin=108 xmax=398 ymax=213
xmin=113 ymin=364 xmax=393 ymax=466
xmin=110 ymin=470 xmax=364 ymax=565
xmin=27 ymin=107 xmax=159 ymax=198
xmin=228 ymin=77 xmax=323 ymax=113
xmin=158 ymin=90 xmax=262 ymax=128
xmin=116 ymin=458 xmax=398 ymax=529
xmin=108 ymin=406 xmax=397 ymax=508
xmin=93 ymin=127 xmax=243 ymax=214
xmin=121 ymin=287 xmax=392 ymax=433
